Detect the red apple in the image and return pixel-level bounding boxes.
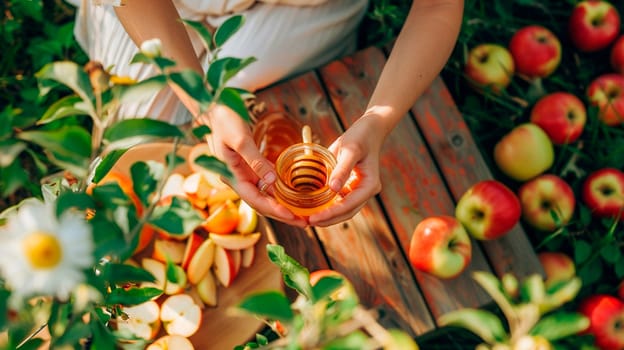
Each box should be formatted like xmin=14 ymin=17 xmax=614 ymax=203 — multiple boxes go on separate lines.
xmin=408 ymin=215 xmax=472 ymax=279
xmin=569 ymin=0 xmax=621 ymax=52
xmin=464 ymin=43 xmax=515 ymax=93
xmin=209 ymin=232 xmax=261 ymax=250
xmin=529 ymin=92 xmax=587 ymax=145
xmin=518 ymin=174 xmax=576 ymax=232
xmin=509 ymin=25 xmax=562 ymax=78
xmin=611 ymin=35 xmax=624 ymax=74
xmin=309 ymin=269 xmax=358 ymax=301
xmin=587 ymin=73 xmax=624 ymax=126
xmin=582 ymin=167 xmax=624 ymax=220
xmin=212 ymin=245 xmax=238 ymax=287
xmin=493 ymin=123 xmax=555 ymax=182
xmin=578 ymin=294 xmax=624 ymax=350
xmin=538 ymin=251 xmax=576 ymax=288
xmin=455 ymin=180 xmax=522 ymax=240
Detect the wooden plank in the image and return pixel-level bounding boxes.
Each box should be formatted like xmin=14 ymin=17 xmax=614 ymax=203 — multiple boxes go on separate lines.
xmin=317 ymin=47 xmax=492 ymax=319
xmin=410 ymin=77 xmax=544 ymax=279
xmin=255 ymin=71 xmax=435 ymax=335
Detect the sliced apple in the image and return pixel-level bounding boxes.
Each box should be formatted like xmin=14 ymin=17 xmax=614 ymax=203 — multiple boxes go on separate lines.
xmin=181 ymin=233 xmax=205 ymax=270
xmin=146 ymin=335 xmax=195 ymax=350
xmin=206 ymin=186 xmax=240 ymax=207
xmin=212 ymin=245 xmax=238 ymax=287
xmin=160 ymin=294 xmax=202 ymax=337
xmin=209 ymin=232 xmax=261 ymax=251
xmin=236 ymin=200 xmax=258 ymax=234
xmin=141 ymin=258 xmax=166 ymax=295
xmin=201 ymin=199 xmax=239 ymax=234
xmin=152 ymin=239 xmax=186 ymax=263
xmin=117 ymin=300 xmax=161 ymax=341
xmin=231 ymin=249 xmax=242 ymax=276
xmin=196 ymin=270 xmax=218 ymax=307
xmin=187 ymin=143 xmax=229 ymax=190
xmin=186 ymin=238 xmax=216 ymax=284
xmin=182 ymin=172 xmax=213 ymax=199
xmin=161 ymin=173 xmax=186 ymax=199
xmin=164 ymin=264 xmax=188 ymax=295
xmin=241 ymin=246 xmax=256 ymax=268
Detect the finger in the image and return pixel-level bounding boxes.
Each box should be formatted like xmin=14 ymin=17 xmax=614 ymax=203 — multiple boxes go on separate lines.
xmin=328 ymin=144 xmax=359 ymax=193
xmin=235 ymin=180 xmax=308 ymax=227
xmin=307 ymin=185 xmax=371 ymax=226
xmin=237 ymin=138 xmax=277 ymax=186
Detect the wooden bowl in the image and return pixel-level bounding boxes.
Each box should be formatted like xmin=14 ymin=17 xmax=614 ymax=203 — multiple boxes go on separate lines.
xmin=112 ymin=142 xmax=283 ymax=350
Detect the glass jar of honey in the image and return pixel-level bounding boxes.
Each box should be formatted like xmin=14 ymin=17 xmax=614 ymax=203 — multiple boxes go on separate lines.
xmin=273 ymin=142 xmax=338 ymax=217
xmin=252 ymin=111 xmax=303 ymax=164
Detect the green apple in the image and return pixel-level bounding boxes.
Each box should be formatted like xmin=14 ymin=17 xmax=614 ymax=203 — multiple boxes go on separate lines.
xmin=494 ymin=123 xmax=554 ymax=182
xmin=464 ymin=43 xmax=515 ymax=93
xmin=455 ymin=180 xmax=521 ymax=240
xmin=408 ymin=215 xmax=472 ymax=279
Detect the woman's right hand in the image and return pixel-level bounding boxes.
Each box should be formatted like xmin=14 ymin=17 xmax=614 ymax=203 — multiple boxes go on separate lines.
xmin=197 ymin=104 xmax=308 ymax=227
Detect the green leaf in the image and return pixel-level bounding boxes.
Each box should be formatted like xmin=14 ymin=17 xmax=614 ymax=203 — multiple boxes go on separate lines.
xmin=148 ymin=196 xmax=204 ymax=235
xmin=55 ymin=322 xmax=92 ymax=347
xmin=92 ymin=149 xmax=128 ymax=184
xmin=182 ymin=19 xmax=214 ymax=50
xmin=102 ymin=263 xmax=156 ymax=285
xmin=530 ymin=312 xmax=590 ymax=341
xmin=166 ymin=260 xmax=181 ymax=284
xmin=574 ymin=240 xmax=592 ymax=265
xmin=267 ymin=244 xmax=313 ymax=300
xmin=35 ymin=61 xmax=95 ymax=110
xmin=237 ymin=290 xmax=294 ymax=322
xmin=18 ymin=126 xmax=91 ymax=175
xmin=106 ymin=287 xmax=162 ymax=306
xmin=218 ymin=87 xmax=251 ymax=123
xmin=207 ymin=57 xmax=256 ymax=91
xmin=384 ymin=329 xmax=419 ymax=350
xmin=472 ymin=271 xmax=516 ymax=323
xmin=214 ymin=15 xmax=244 ymax=47
xmin=192 ymin=125 xmax=212 ymax=140
xmin=192 ymin=154 xmax=233 ymax=181
xmin=312 ymin=275 xmax=343 ymax=301
xmin=600 ymin=243 xmax=621 ymax=264
xmin=438 ymin=308 xmax=508 ymax=344
xmin=116 ymin=75 xmax=168 ymax=105
xmin=168 ymin=70 xmax=213 ymax=110
xmin=56 ymin=192 xmax=95 ymax=217
xmin=615 ymin=257 xmax=624 ymax=279
xmin=323 ymin=331 xmax=369 ymax=350
xmin=104 ymin=118 xmax=183 ymax=143
xmin=38 ymin=95 xmax=90 ymax=124
xmin=130 ymin=160 xmax=162 ymax=207
xmin=0 ymin=140 xmax=27 ymax=167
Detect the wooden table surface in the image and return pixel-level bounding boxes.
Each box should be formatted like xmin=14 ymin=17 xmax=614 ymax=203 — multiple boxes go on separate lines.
xmin=254 ymin=46 xmax=544 ymax=337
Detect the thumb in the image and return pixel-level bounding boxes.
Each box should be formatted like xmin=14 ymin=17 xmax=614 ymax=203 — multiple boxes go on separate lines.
xmin=237 ymin=138 xmax=277 ymax=186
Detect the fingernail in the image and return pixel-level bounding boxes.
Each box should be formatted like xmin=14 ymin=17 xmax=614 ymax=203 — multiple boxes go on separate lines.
xmin=330 ymin=179 xmax=342 ymax=191
xmin=264 ymin=172 xmax=276 ymax=184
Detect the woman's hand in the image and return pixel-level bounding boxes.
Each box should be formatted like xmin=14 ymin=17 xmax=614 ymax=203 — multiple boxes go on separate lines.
xmin=307 ymin=114 xmax=385 ymax=227
xmin=198 ymin=104 xmax=308 ymax=227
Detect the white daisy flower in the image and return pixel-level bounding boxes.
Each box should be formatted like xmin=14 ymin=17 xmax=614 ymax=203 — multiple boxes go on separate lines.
xmin=140 ymin=38 xmax=162 ymax=58
xmin=0 ymin=199 xmax=94 ymax=304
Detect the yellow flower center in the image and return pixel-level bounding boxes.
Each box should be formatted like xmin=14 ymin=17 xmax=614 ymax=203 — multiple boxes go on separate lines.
xmin=23 ymin=231 xmax=63 ymax=269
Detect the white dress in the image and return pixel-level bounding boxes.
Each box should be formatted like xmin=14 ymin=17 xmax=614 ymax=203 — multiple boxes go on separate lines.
xmin=66 ymin=0 xmax=369 ymax=124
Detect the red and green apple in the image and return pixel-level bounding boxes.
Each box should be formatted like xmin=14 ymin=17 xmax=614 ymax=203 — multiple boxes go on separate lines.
xmin=464 ymin=43 xmax=515 ymax=93
xmin=494 ymin=123 xmax=554 ymax=182
xmin=518 ymin=174 xmax=576 ymax=232
xmin=509 ymin=25 xmax=562 ymax=78
xmin=569 ymin=0 xmax=621 ymax=52
xmin=529 ymin=92 xmax=587 ymax=145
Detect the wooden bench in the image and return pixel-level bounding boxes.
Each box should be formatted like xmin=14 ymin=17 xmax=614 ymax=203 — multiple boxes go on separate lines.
xmin=253 ymin=46 xmax=544 ymax=338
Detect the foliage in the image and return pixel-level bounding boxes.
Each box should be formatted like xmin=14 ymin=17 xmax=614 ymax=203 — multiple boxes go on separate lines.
xmin=234 ymin=244 xmax=419 ymax=350
xmin=0 ymin=14 xmax=251 ymax=349
xmin=439 ymin=271 xmax=588 ymax=349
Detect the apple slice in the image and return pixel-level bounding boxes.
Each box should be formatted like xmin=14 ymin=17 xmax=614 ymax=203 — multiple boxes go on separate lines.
xmin=181 ymin=233 xmax=206 ymax=270
xmin=236 ymin=200 xmax=258 ymax=234
xmin=146 ymin=335 xmax=195 ymax=350
xmin=182 ymin=172 xmax=212 ymax=199
xmin=231 ymin=249 xmax=242 ymax=276
xmin=241 ymin=246 xmax=255 ymax=268
xmin=161 ymin=173 xmax=186 ymax=199
xmin=186 ymin=238 xmax=216 ymax=284
xmin=201 ymin=199 xmax=239 ymax=234
xmin=187 ymin=143 xmax=230 ymax=190
xmin=212 ymin=245 xmax=238 ymax=287
xmin=152 ymin=239 xmax=186 ymax=263
xmin=206 ymin=187 xmax=240 ymax=207
xmin=117 ymin=300 xmax=161 ymax=341
xmin=209 ymin=232 xmax=261 ymax=250
xmin=164 ymin=264 xmax=188 ymax=295
xmin=160 ymin=294 xmax=202 ymax=337
xmin=196 ymin=270 xmax=218 ymax=307
xmin=141 ymin=258 xmax=166 ymax=296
